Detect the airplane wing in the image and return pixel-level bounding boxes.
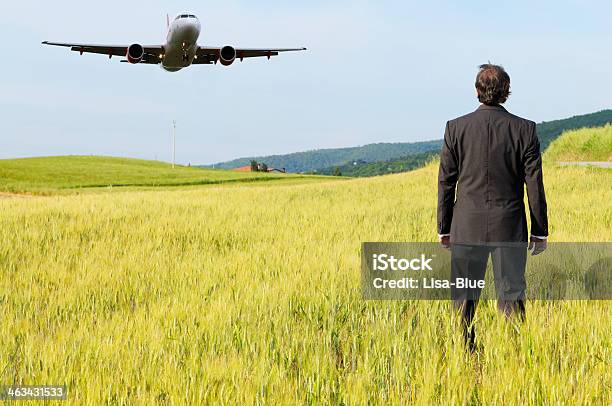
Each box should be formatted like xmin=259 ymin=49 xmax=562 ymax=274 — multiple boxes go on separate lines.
xmin=42 ymin=42 xmax=306 ymax=65
xmin=195 ymin=46 xmax=307 ymax=64
xmin=41 ymin=41 xmax=162 ymax=63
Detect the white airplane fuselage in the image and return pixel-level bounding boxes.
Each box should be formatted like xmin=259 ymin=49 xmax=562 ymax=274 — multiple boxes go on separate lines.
xmin=162 ymin=15 xmax=201 ymax=72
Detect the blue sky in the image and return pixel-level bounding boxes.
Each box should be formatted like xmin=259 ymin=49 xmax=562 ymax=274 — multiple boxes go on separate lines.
xmin=1 ymin=0 xmax=610 ymax=164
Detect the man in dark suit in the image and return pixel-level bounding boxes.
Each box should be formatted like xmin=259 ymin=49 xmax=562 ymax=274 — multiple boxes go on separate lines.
xmin=437 ymin=64 xmax=549 ymax=349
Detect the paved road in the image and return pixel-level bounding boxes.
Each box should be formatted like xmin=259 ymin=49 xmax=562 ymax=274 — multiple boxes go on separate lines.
xmin=558 ymin=161 xmax=611 ymax=168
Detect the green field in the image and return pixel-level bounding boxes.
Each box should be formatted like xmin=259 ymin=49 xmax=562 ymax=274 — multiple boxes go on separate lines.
xmin=0 ymin=128 xmax=610 ymax=403
xmin=545 ymin=124 xmax=612 ymax=162
xmin=0 ymin=156 xmax=332 ymax=194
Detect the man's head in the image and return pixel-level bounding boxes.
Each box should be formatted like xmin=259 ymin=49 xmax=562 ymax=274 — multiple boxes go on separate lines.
xmin=475 ymin=64 xmax=511 ymax=105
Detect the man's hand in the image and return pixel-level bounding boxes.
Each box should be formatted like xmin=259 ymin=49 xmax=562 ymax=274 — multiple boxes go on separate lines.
xmin=528 ymin=236 xmax=547 ymax=256
xmin=440 ymin=235 xmax=450 ymax=250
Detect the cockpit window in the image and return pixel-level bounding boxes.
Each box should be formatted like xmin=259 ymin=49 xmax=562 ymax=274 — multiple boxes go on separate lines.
xmin=175 ymin=14 xmax=196 ymax=20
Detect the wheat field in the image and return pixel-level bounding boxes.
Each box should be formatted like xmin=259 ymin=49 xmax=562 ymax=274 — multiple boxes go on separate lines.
xmin=1 ymin=145 xmax=611 ymax=403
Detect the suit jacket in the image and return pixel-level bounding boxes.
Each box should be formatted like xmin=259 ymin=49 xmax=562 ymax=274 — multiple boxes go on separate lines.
xmin=437 ymin=104 xmax=548 ymax=244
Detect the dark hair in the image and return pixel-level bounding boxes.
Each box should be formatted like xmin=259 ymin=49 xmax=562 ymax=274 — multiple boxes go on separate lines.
xmin=475 ymin=64 xmax=511 ymax=105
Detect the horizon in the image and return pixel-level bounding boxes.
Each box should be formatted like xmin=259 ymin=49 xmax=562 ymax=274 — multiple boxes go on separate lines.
xmin=2 ymin=108 xmax=608 ymax=166
xmin=1 ymin=1 xmax=611 ymax=164
xmin=205 ymin=108 xmax=611 ymax=165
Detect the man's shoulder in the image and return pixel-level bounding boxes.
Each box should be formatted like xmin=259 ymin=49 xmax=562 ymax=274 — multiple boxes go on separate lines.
xmin=503 ymin=111 xmax=536 ymax=128
xmin=446 ymin=111 xmax=475 ymax=127
xmin=447 ymin=107 xmax=535 ymax=130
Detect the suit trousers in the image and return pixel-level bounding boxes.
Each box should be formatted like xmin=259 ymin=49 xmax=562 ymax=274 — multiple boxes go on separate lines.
xmin=450 ymin=244 xmax=527 ymax=347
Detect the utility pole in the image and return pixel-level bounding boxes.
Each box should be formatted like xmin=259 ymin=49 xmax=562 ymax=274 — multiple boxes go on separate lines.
xmin=172 ymin=120 xmax=176 ymax=168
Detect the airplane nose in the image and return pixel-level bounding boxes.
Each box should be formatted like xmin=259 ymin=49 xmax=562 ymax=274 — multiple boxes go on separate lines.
xmin=186 ymin=22 xmax=200 ymax=39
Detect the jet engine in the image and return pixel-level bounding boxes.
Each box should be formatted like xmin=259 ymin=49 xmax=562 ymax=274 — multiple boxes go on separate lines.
xmin=219 ymin=45 xmax=236 ymax=66
xmin=126 ymin=44 xmax=145 ymax=64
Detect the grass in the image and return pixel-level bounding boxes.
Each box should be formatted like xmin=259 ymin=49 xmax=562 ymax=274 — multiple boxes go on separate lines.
xmin=0 ymin=156 xmax=333 ymax=194
xmin=545 ymin=124 xmax=612 ymax=162
xmin=0 ymin=130 xmax=610 ymax=403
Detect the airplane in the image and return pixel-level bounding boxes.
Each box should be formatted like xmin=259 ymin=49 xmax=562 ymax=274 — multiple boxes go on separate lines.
xmin=42 ymin=13 xmax=306 ymax=72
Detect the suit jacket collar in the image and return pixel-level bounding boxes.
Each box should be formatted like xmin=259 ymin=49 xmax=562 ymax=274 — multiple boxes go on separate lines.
xmin=477 ymin=104 xmax=507 ymax=112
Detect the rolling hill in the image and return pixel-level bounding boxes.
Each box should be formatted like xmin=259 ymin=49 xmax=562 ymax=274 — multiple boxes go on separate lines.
xmin=208 ymin=109 xmax=612 ymax=173
xmin=545 ymin=124 xmax=612 ymax=162
xmin=208 ymin=140 xmax=443 ymax=173
xmin=537 ymin=109 xmax=612 ymax=150
xmin=318 ymin=151 xmax=439 ymax=177
xmin=0 ymin=156 xmax=329 ymax=194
